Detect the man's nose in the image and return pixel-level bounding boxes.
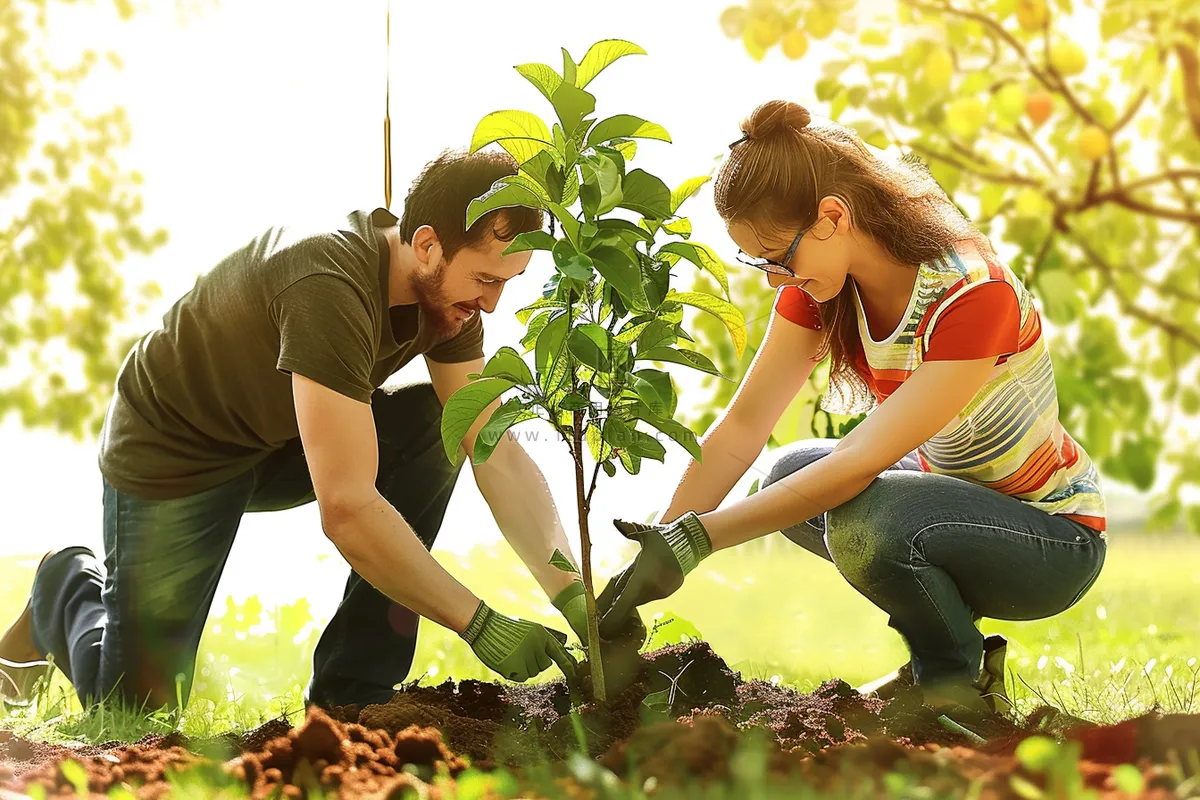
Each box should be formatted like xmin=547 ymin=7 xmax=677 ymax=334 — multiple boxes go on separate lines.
xmin=478 ymin=283 xmax=503 ymax=314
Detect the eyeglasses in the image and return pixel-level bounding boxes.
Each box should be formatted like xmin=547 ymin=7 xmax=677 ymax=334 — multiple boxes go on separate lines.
xmin=734 ymin=217 xmax=822 ymax=277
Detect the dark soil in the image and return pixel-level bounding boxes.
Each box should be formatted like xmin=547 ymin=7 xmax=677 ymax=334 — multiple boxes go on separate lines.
xmin=3 ymin=641 xmax=1198 ymax=798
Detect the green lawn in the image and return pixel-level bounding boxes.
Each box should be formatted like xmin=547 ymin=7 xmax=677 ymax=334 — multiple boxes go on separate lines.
xmin=2 ymin=531 xmax=1198 ymax=743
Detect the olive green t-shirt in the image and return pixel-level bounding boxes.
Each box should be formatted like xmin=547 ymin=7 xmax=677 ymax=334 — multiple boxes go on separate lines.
xmin=98 ymin=208 xmax=484 ymax=500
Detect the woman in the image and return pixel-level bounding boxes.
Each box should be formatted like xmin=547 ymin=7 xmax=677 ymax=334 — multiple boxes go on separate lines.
xmin=598 ymin=100 xmax=1106 ymax=715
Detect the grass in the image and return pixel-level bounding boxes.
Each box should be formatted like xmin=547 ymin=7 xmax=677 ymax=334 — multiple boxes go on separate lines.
xmin=2 ymin=529 xmax=1198 ymax=746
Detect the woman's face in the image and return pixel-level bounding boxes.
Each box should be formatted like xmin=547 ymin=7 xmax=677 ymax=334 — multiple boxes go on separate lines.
xmin=726 ymin=196 xmax=853 ymax=302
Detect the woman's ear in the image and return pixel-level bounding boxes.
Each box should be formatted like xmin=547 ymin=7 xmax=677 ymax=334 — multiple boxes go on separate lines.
xmin=818 ymin=195 xmax=852 ymax=235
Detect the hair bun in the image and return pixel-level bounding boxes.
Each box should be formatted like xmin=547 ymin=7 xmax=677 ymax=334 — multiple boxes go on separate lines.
xmin=742 ymin=100 xmax=811 ymax=141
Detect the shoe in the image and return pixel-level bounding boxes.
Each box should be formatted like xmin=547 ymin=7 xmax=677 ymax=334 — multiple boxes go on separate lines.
xmin=859 ymin=634 xmax=1011 ymax=713
xmin=0 ymin=551 xmax=59 ymax=706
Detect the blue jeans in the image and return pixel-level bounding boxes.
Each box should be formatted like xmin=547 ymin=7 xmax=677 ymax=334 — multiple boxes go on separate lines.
xmin=762 ymin=439 xmax=1107 ymax=685
xmin=30 ymin=382 xmax=460 ymax=711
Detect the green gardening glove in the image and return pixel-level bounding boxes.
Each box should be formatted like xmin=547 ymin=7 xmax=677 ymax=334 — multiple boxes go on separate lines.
xmin=552 ymin=580 xmax=647 ymax=649
xmin=597 ymin=511 xmax=712 ymax=640
xmin=460 ymin=601 xmax=577 ymax=682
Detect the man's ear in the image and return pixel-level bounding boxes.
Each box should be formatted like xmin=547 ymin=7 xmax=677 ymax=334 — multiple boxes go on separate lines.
xmin=411 ymin=225 xmax=442 ymax=266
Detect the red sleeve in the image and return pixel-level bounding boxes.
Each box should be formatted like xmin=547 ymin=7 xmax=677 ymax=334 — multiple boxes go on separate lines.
xmin=924 ymin=281 xmax=1020 ymax=361
xmin=774 ymin=286 xmax=822 ymax=330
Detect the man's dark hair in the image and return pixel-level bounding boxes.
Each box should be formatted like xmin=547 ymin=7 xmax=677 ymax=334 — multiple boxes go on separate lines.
xmin=398 ymin=148 xmax=544 ymax=261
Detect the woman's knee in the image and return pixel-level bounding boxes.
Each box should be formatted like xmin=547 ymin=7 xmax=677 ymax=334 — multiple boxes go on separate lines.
xmin=824 ymin=479 xmax=915 ymax=580
xmin=761 ymin=439 xmax=839 ymax=490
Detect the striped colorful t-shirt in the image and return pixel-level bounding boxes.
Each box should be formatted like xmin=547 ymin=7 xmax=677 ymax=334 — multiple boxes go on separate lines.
xmin=775 ymin=245 xmax=1107 ymax=532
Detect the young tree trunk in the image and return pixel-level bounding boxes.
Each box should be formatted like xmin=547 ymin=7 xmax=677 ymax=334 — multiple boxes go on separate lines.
xmin=572 ymin=410 xmax=606 ymax=703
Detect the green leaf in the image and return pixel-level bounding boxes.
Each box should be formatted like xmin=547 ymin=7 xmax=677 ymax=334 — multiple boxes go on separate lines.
xmin=561 ymin=48 xmax=577 ymax=86
xmin=499 ymin=173 xmax=553 ymax=202
xmin=470 ymin=110 xmax=554 ymax=165
xmin=503 ymin=230 xmax=557 ymax=255
xmin=560 ymin=392 xmax=590 ymax=411
xmin=618 ymin=169 xmax=673 ymax=219
xmin=549 ymin=548 xmax=580 ymax=574
xmin=568 ymin=324 xmax=612 ymax=372
xmin=613 ymin=139 xmax=638 ymax=161
xmin=602 ymin=416 xmax=666 ymax=462
xmin=667 ymin=290 xmax=746 ymax=358
xmin=632 ymin=369 xmax=675 ymax=417
xmin=636 ymin=346 xmax=724 ymax=377
xmin=575 ymin=39 xmax=646 ymax=87
xmin=441 ymin=378 xmax=514 ymax=464
xmin=466 ymin=182 xmax=546 ymax=230
xmin=830 ymin=87 xmax=850 ymax=121
xmin=670 ymin=175 xmax=711 ymax=214
xmin=552 ymin=239 xmax=595 ymax=281
xmin=658 ymin=242 xmax=730 ymax=299
xmin=516 ymin=298 xmax=564 ymax=325
xmin=546 ymin=201 xmax=581 ymax=249
xmin=514 ymin=63 xmax=563 ymax=102
xmin=636 ymin=318 xmax=676 ymax=350
xmin=59 ymin=761 xmax=88 ymax=796
xmin=534 ymin=311 xmax=570 ymax=380
xmin=815 ymin=77 xmax=841 ymax=102
xmin=579 ymin=153 xmax=624 ymax=217
xmin=595 ymin=218 xmax=655 ymax=243
xmin=1111 ymin=765 xmax=1144 ymax=795
xmin=473 ymin=397 xmax=537 ymax=463
xmin=602 ymin=461 xmax=617 ymax=477
xmin=619 ymin=448 xmax=643 ymax=474
xmin=662 ymin=218 xmax=692 ymax=238
xmin=632 ymin=408 xmax=701 ymax=461
xmin=1015 ymin=736 xmax=1059 ymax=772
xmin=590 ymin=245 xmax=648 ymax=310
xmin=551 ymin=82 xmax=597 ymax=138
xmin=587 ymin=115 xmax=672 ymax=148
xmin=480 ymin=346 xmax=534 ymax=385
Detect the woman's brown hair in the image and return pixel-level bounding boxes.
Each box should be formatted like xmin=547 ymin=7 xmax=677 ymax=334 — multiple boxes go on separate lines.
xmin=713 ymin=99 xmax=998 ymax=414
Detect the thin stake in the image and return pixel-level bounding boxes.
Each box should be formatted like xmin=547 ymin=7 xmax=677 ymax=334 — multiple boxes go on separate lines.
xmin=383 ymin=0 xmax=392 ymax=210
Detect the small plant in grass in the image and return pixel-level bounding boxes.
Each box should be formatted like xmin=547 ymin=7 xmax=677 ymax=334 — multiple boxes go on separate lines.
xmin=440 ymin=39 xmax=746 ymax=703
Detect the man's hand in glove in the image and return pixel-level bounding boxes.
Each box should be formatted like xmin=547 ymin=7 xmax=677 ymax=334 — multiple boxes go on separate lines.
xmin=460 ymin=601 xmax=576 ymax=682
xmin=552 ymin=580 xmax=647 ymax=649
xmin=596 ymin=511 xmax=712 ymax=640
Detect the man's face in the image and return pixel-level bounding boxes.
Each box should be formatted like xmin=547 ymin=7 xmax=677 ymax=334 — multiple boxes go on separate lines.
xmin=410 ymin=227 xmax=533 ymax=338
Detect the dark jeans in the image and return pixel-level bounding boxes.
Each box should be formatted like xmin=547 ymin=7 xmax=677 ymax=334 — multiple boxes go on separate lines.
xmin=762 ymin=439 xmax=1107 ymax=685
xmin=29 ymin=382 xmax=460 ymax=711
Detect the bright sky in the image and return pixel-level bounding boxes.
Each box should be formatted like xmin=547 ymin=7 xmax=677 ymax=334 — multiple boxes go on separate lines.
xmin=0 ymin=0 xmax=1159 ymax=616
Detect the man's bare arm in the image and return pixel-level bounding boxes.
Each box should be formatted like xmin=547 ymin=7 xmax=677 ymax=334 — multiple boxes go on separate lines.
xmin=292 ymin=372 xmax=480 ymax=633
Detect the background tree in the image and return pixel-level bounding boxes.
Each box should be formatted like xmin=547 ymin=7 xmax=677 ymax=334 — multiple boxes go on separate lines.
xmin=1 ymin=0 xmax=166 ymax=438
xmin=705 ymin=0 xmax=1200 ymax=530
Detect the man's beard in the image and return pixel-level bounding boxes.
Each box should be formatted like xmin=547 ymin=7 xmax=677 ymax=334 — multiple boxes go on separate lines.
xmin=410 ymin=259 xmax=470 ymax=339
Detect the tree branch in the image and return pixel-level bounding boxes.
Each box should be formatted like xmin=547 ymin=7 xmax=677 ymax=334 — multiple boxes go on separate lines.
xmin=908 ymin=142 xmax=1042 ymax=187
xmin=1174 ymin=22 xmax=1200 ymax=141
xmin=1063 ymin=225 xmax=1200 ymax=351
xmin=900 ymin=0 xmax=1100 ymax=127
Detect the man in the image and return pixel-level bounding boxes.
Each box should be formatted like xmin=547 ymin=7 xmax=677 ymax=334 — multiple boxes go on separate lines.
xmin=0 ymin=148 xmax=638 ymax=711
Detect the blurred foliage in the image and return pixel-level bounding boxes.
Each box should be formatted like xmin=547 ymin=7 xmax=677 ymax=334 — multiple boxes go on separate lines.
xmin=1 ymin=0 xmax=166 ymax=438
xmin=714 ymin=0 xmax=1200 ymax=530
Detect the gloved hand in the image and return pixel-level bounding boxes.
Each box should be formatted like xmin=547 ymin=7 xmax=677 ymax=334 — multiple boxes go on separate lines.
xmin=552 ymin=580 xmax=647 ymax=649
xmin=597 ymin=511 xmax=712 ymax=640
xmin=460 ymin=601 xmax=577 ymax=682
